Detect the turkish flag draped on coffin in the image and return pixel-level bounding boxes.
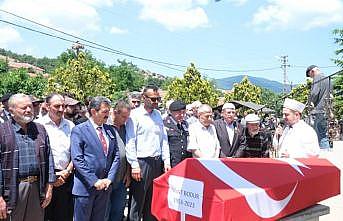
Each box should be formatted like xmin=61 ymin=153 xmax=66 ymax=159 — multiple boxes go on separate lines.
xmin=152 ymin=158 xmax=340 ymax=221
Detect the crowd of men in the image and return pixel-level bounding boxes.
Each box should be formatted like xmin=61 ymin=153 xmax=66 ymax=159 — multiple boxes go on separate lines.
xmin=0 ymin=65 xmax=327 ymax=221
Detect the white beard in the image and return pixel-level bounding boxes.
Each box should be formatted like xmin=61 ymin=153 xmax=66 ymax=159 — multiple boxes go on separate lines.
xmin=21 ymin=115 xmax=34 ymax=123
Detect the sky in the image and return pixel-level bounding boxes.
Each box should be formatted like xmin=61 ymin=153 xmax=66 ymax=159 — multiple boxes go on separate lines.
xmin=0 ymin=0 xmax=342 ymax=85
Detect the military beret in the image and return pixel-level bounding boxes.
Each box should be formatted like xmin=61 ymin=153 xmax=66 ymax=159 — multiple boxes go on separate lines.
xmin=169 ymin=100 xmax=186 ymax=111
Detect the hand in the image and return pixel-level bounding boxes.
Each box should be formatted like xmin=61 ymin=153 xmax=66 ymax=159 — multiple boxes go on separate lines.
xmin=0 ymin=197 xmax=7 ymax=220
xmin=41 ymin=184 xmax=53 ymax=208
xmin=102 ymin=179 xmax=112 ymax=191
xmin=53 ymin=176 xmax=65 ymax=187
xmin=275 ymin=126 xmax=283 ymax=137
xmin=131 ymin=167 xmax=141 ymax=182
xmin=164 ymin=164 xmax=171 ymax=172
xmin=94 ymin=179 xmax=106 ymax=190
xmin=57 ymin=169 xmax=70 ymax=181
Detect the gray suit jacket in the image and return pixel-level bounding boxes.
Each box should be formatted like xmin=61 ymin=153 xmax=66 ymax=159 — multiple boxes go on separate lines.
xmin=213 ymin=119 xmax=246 ymax=157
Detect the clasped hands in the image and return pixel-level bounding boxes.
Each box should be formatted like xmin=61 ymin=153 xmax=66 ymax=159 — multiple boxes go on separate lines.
xmin=94 ymin=179 xmax=112 ymax=191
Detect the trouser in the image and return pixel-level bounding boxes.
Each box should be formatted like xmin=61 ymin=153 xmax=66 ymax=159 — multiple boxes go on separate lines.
xmin=45 ymin=175 xmax=73 ymax=221
xmin=105 ymin=181 xmax=127 ymax=221
xmin=129 ymin=156 xmax=162 ymax=221
xmin=73 ymin=188 xmax=111 ymax=221
xmin=7 ymin=181 xmax=44 ymax=221
xmin=313 ymin=113 xmax=331 ymax=148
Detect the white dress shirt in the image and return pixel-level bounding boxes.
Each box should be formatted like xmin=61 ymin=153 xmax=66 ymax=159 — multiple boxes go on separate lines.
xmin=37 ymin=115 xmax=75 ymax=170
xmin=126 ymin=106 xmax=170 ymax=169
xmin=187 ymin=121 xmax=220 ymax=158
xmin=275 ymin=120 xmax=320 ymax=158
xmin=225 ymin=122 xmax=235 ymax=145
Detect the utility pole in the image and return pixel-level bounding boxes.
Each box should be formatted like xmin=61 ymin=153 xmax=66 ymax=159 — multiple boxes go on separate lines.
xmin=279 ymin=55 xmax=290 ymax=94
xmin=72 ymin=41 xmax=84 ymax=56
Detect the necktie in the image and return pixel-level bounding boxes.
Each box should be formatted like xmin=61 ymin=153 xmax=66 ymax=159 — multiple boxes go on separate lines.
xmin=97 ymin=127 xmax=108 ymax=156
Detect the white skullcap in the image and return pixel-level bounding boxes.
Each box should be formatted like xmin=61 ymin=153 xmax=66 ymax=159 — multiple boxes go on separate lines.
xmin=245 ymin=114 xmax=260 ymax=123
xmin=222 ymin=102 xmax=235 ymax=110
xmin=186 ymin=104 xmax=192 ymax=111
xmin=283 ymin=98 xmax=305 ymax=113
xmin=191 ymin=100 xmax=202 ymax=108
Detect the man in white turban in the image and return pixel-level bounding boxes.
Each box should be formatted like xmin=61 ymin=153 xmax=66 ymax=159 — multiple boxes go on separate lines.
xmin=273 ymin=98 xmax=320 ymax=158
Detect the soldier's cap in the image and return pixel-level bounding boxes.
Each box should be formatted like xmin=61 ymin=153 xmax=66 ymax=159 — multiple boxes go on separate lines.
xmin=65 ymin=96 xmax=80 ymax=106
xmin=0 ymin=93 xmax=14 ymax=102
xmin=283 ymin=98 xmax=305 ymax=113
xmin=245 ymin=113 xmax=260 ymax=124
xmin=29 ymin=95 xmax=43 ymax=104
xmin=169 ymin=100 xmax=186 ymax=112
xmin=306 ymin=65 xmax=317 ymax=77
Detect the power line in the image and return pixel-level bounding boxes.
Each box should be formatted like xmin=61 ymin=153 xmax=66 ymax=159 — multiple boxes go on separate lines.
xmin=0 ymin=9 xmax=339 ymax=74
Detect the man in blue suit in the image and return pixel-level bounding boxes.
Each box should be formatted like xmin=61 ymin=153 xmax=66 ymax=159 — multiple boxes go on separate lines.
xmin=71 ymin=96 xmax=120 ymax=221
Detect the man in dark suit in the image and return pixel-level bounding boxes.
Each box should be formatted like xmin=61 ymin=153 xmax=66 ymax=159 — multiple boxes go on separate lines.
xmin=214 ymin=103 xmax=246 ymax=157
xmin=71 ymin=96 xmax=120 ymax=221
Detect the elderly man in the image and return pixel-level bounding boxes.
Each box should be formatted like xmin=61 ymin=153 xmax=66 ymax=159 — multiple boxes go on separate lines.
xmin=71 ymin=96 xmax=120 ymax=221
xmin=106 ymin=100 xmax=131 ymax=221
xmin=126 ymin=85 xmax=171 ymax=221
xmin=128 ymin=92 xmax=142 ymax=109
xmin=0 ymin=93 xmax=55 ymax=221
xmin=186 ymin=100 xmax=202 ymax=125
xmin=214 ymin=103 xmax=246 ymax=157
xmin=274 ymin=98 xmax=320 ymax=158
xmin=306 ymin=65 xmax=332 ymax=149
xmin=37 ymin=93 xmax=75 ymax=221
xmin=164 ymin=100 xmax=191 ymax=167
xmin=236 ymin=114 xmax=271 ymax=158
xmin=187 ymin=104 xmax=220 ymax=158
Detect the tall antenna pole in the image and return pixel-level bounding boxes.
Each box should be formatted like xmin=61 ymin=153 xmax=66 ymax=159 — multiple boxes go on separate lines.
xmin=280 ymin=55 xmax=290 ymax=94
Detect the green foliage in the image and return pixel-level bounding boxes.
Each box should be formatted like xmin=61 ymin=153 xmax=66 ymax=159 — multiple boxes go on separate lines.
xmin=109 ymin=60 xmax=144 ymax=93
xmin=333 ymin=29 xmax=343 ymax=119
xmin=0 ymin=69 xmax=47 ymax=97
xmin=224 ymin=76 xmax=262 ymax=104
xmin=288 ymin=80 xmax=311 ymax=104
xmin=260 ymin=88 xmax=282 ymax=115
xmin=165 ymin=63 xmax=219 ymax=107
xmin=47 ymin=52 xmax=115 ymax=102
xmin=0 ymin=59 xmax=9 ymax=73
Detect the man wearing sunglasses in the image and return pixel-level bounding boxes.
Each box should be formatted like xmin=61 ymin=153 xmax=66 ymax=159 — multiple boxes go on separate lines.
xmin=126 ymin=85 xmax=171 ymax=221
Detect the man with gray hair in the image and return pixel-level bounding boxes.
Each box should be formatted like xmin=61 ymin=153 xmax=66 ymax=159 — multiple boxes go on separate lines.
xmin=71 ymin=96 xmax=120 ymax=221
xmin=128 ymin=92 xmax=142 ymax=109
xmin=187 ymin=104 xmax=220 ymax=158
xmin=0 ymin=93 xmax=55 ymax=221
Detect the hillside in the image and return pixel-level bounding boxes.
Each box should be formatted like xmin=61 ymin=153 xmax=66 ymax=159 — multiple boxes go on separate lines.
xmin=215 ymin=75 xmax=287 ymax=93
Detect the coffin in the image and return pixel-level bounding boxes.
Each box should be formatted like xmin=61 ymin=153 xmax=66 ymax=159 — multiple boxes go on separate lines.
xmin=152 ymin=158 xmax=340 ymax=221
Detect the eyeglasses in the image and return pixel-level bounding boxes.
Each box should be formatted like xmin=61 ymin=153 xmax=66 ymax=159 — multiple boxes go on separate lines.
xmin=146 ymin=96 xmax=161 ymax=102
xmin=131 ymin=100 xmax=140 ymax=104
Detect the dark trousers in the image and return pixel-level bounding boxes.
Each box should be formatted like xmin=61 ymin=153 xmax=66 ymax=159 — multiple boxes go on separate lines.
xmin=105 ymin=181 xmax=127 ymax=221
xmin=129 ymin=157 xmax=162 ymax=221
xmin=45 ymin=176 xmax=73 ymax=221
xmin=73 ymin=188 xmax=111 ymax=221
xmin=7 ymin=181 xmax=44 ymax=221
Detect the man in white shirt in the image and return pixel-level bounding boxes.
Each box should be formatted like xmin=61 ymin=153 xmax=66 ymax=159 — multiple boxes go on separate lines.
xmin=37 ymin=93 xmax=75 ymax=221
xmin=187 ymin=104 xmax=220 ymax=158
xmin=274 ymin=98 xmax=320 ymax=158
xmin=126 ymin=85 xmax=171 ymax=221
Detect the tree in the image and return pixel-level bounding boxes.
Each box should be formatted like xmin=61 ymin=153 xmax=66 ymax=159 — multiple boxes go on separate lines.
xmin=165 ymin=63 xmax=219 ymax=107
xmin=224 ymin=76 xmax=262 ymax=104
xmin=47 ymin=52 xmax=115 ymax=102
xmin=260 ymin=88 xmax=282 ymax=116
xmin=333 ymin=29 xmax=343 ymax=119
xmin=0 ymin=69 xmax=47 ymax=97
xmin=0 ymin=59 xmax=9 ymax=73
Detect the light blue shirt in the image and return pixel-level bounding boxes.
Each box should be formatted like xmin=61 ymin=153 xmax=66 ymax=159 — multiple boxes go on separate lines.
xmin=126 ymin=106 xmax=170 ymax=169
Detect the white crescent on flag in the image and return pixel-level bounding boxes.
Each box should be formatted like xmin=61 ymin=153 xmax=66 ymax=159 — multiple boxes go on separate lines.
xmin=197 ymin=158 xmax=309 ymax=218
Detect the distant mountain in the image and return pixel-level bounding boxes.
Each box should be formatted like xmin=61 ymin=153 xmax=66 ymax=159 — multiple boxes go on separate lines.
xmin=215 ymin=75 xmax=288 ymax=93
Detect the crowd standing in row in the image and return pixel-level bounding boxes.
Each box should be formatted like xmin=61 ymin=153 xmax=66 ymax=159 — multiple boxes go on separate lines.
xmin=0 ymin=65 xmax=325 ymax=221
